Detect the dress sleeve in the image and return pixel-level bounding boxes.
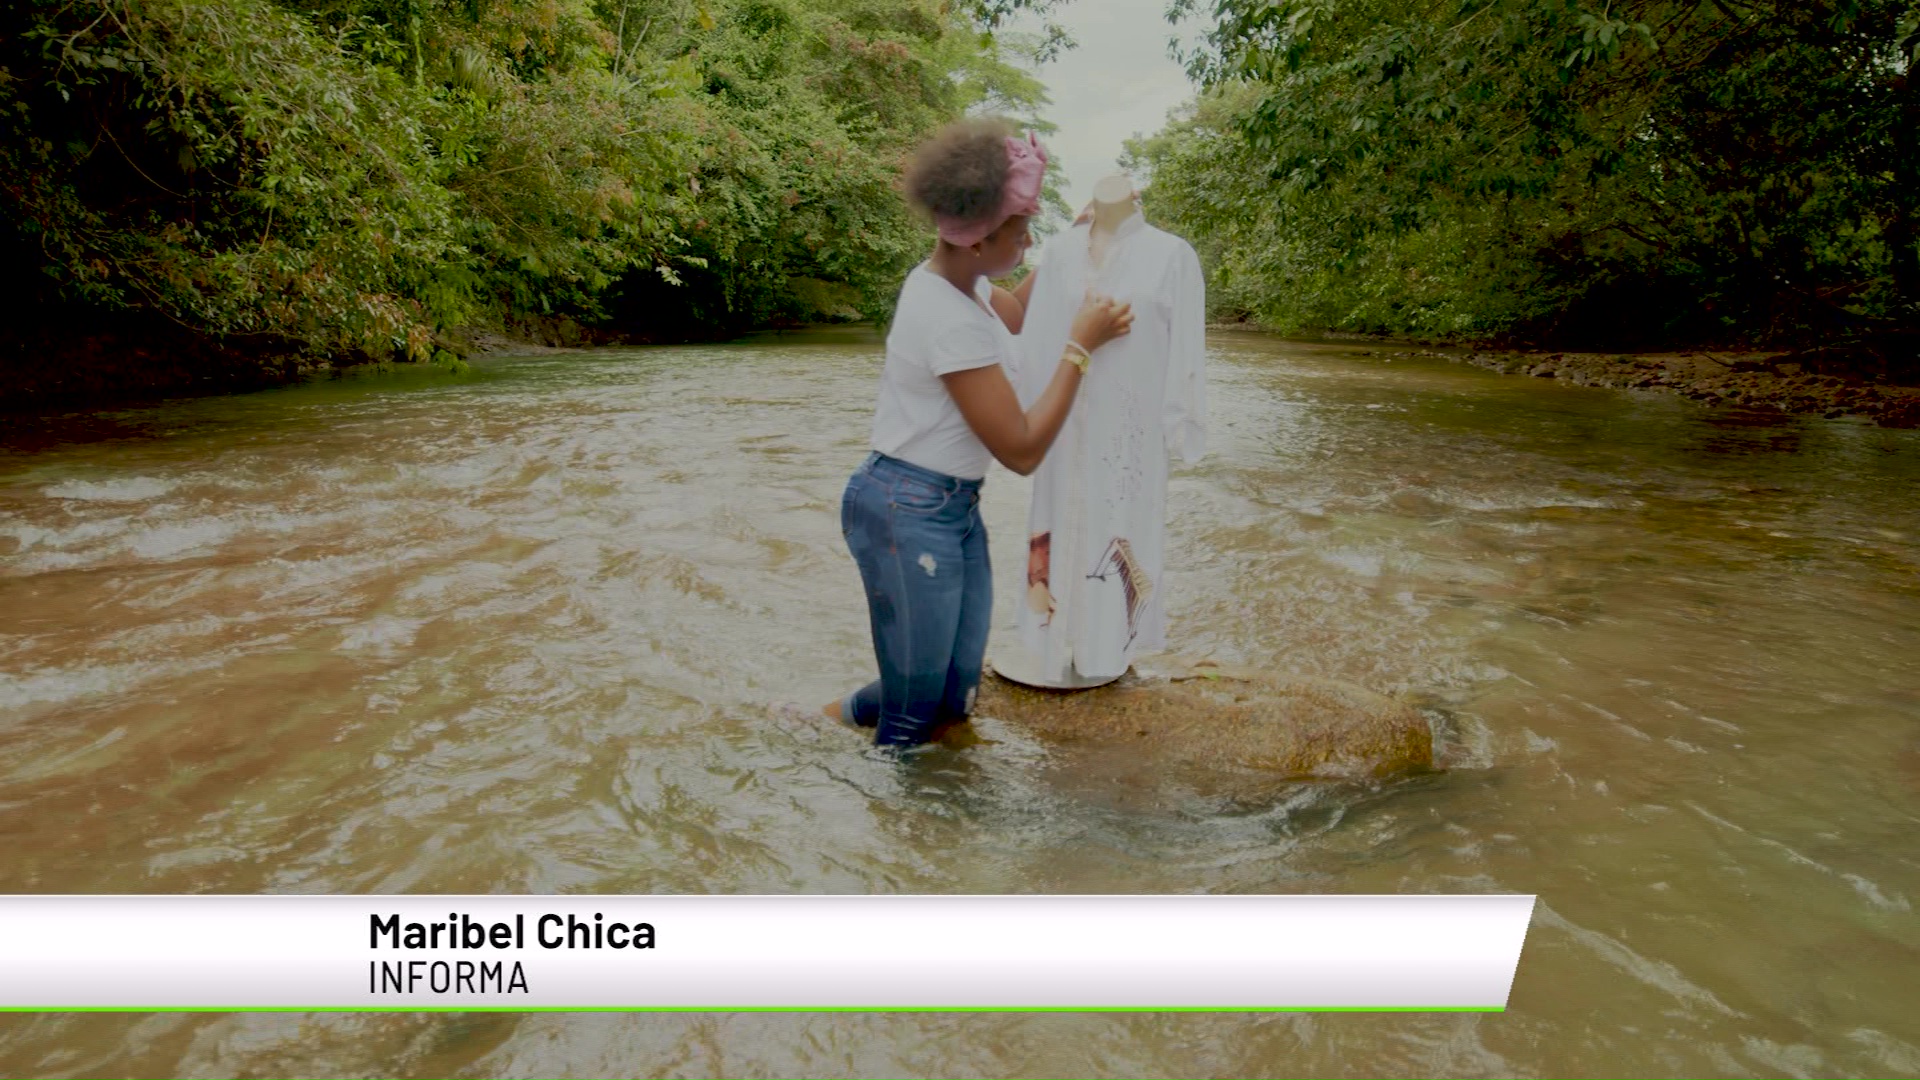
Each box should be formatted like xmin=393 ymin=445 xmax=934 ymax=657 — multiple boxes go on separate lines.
xmin=1163 ymin=242 xmax=1208 ymax=463
xmin=1016 ymin=237 xmax=1076 ymax=408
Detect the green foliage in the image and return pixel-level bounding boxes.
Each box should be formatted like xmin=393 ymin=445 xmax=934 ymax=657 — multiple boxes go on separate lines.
xmin=3 ymin=0 xmax=463 ymax=359
xmin=617 ymin=0 xmax=1056 ymax=332
xmin=1140 ymin=0 xmax=1920 ymax=348
xmin=0 ymin=0 xmax=1056 ymax=365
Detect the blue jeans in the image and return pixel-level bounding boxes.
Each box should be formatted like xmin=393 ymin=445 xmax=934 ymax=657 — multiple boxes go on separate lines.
xmin=840 ymin=452 xmax=992 ymax=747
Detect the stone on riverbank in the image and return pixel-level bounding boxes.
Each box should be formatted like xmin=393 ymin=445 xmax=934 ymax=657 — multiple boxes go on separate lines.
xmin=1368 ymin=344 xmax=1920 ymax=427
xmin=972 ymin=662 xmax=1433 ymax=782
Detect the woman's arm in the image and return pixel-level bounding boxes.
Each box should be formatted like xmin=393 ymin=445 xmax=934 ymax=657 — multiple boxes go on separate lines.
xmin=1012 ymin=267 xmax=1039 ymax=312
xmin=984 ymin=266 xmax=1041 ymax=334
xmin=941 ymin=355 xmax=1078 ymax=476
xmin=988 ymin=284 xmax=1026 ymax=334
xmin=941 ymin=295 xmax=1132 ymax=476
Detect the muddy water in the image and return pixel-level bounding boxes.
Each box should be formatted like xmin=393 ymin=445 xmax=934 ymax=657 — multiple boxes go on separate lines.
xmin=1 ymin=330 xmax=1916 ymax=1077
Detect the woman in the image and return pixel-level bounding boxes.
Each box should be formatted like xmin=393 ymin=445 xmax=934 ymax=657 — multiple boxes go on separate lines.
xmin=823 ymin=119 xmax=1134 ymax=748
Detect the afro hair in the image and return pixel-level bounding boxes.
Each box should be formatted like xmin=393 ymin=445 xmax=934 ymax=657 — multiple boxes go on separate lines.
xmin=903 ymin=117 xmax=1017 ymax=228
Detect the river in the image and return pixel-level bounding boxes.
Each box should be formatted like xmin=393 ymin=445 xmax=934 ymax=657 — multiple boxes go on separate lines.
xmin=1 ymin=330 xmax=1916 ymax=1076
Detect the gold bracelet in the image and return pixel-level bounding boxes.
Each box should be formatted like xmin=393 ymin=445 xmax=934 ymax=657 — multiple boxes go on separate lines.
xmin=1062 ymin=340 xmax=1091 ymax=372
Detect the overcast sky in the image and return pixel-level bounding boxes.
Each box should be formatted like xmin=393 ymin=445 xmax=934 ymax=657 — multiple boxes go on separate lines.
xmin=1007 ymin=0 xmax=1204 ymax=218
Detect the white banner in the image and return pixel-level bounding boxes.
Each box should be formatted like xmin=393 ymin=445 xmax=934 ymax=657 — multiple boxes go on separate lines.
xmin=0 ymin=895 xmax=1533 ymax=1010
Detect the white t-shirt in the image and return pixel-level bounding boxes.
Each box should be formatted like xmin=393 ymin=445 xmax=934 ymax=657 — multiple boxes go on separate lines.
xmin=870 ymin=265 xmax=1015 ymax=480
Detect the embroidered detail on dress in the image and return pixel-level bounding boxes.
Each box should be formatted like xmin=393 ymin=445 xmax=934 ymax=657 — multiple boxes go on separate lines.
xmin=1086 ymin=536 xmax=1153 ymax=643
xmin=1026 ymin=532 xmax=1055 ymax=625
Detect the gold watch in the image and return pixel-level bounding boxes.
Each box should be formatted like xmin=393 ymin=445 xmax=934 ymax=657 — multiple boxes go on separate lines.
xmin=1062 ymin=340 xmax=1092 ymax=372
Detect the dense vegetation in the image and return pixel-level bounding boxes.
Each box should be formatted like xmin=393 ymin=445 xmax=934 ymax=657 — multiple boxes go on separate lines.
xmin=8 ymin=0 xmax=1917 ymax=407
xmin=1132 ymin=0 xmax=1920 ymax=357
xmin=0 ymin=0 xmax=1064 ymax=401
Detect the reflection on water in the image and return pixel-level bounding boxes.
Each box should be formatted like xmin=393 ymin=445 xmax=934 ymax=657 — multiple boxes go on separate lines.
xmin=2 ymin=330 xmax=1917 ymax=1076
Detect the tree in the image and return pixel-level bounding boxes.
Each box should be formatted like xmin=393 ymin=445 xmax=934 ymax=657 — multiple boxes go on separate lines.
xmin=0 ymin=0 xmax=1064 ymax=392
xmin=1139 ymin=0 xmax=1920 ymax=353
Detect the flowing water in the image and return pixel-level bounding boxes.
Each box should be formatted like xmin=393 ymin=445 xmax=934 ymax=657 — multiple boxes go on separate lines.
xmin=1 ymin=330 xmax=1916 ymax=1077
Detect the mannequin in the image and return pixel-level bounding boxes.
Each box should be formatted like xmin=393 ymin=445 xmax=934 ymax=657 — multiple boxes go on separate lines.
xmin=991 ymin=173 xmax=1208 ymax=691
xmin=1087 ymin=173 xmax=1138 ymax=271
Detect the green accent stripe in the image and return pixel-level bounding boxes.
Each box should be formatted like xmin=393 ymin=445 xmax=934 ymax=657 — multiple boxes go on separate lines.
xmin=0 ymin=999 xmax=1497 ymax=1006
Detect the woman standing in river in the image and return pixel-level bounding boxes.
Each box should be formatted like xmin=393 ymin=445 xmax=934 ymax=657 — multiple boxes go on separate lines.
xmin=820 ymin=118 xmax=1135 ymax=748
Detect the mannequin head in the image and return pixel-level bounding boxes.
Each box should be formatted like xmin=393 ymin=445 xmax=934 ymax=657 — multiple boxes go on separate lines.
xmin=1092 ymin=173 xmax=1136 ymax=205
xmin=1089 ymin=172 xmax=1140 ymax=232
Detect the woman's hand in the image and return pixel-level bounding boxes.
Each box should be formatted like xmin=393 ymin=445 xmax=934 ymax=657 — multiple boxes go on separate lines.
xmin=1070 ymin=292 xmax=1133 ymax=355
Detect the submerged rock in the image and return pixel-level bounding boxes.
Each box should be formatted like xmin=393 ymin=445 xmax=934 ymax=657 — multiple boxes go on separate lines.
xmin=972 ymin=661 xmax=1433 ymax=782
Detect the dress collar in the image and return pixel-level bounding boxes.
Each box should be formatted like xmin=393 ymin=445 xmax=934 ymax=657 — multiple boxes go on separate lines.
xmin=1076 ymin=211 xmax=1147 ymax=260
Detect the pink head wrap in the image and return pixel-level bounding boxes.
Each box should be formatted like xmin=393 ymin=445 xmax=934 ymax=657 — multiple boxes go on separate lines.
xmin=935 ymin=132 xmax=1049 ymax=248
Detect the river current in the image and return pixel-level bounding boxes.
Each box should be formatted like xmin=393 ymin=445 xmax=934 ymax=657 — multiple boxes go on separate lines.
xmin=1 ymin=330 xmax=1916 ymax=1076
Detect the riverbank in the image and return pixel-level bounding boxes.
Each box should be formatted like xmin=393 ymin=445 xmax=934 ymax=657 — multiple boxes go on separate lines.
xmin=0 ymin=314 xmax=856 ymax=414
xmin=3 ymin=318 xmax=623 ymax=414
xmin=1226 ymin=327 xmax=1920 ymax=428
xmin=12 ymin=316 xmax=1920 ymax=430
xmin=1439 ymin=347 xmax=1920 ymax=427
xmin=0 ymin=316 xmax=319 ymax=414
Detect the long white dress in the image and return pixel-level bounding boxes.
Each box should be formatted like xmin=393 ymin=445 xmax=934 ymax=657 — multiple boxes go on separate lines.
xmin=1012 ymin=213 xmax=1207 ymax=684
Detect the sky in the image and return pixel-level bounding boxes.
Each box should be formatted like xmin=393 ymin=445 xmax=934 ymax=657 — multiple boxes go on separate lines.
xmin=1006 ymin=0 xmax=1206 ymax=218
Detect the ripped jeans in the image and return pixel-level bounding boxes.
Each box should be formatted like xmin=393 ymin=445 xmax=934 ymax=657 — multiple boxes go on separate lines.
xmin=840 ymin=452 xmax=991 ymax=747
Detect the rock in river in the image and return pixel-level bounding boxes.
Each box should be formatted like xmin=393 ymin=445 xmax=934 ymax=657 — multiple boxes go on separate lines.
xmin=972 ymin=659 xmax=1434 ymax=782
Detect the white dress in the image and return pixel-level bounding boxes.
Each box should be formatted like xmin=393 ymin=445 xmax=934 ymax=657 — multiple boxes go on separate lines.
xmin=1012 ymin=214 xmax=1207 ymax=684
